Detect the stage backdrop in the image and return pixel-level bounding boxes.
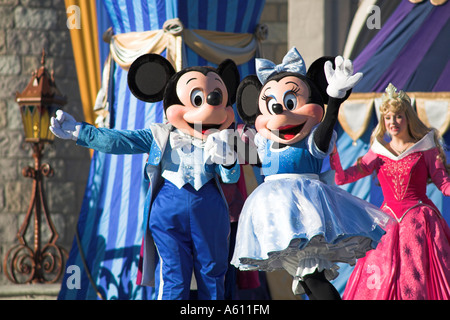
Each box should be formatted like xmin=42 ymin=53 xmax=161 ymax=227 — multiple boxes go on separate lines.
xmin=329 ymin=0 xmax=450 ymax=294
xmin=59 ymin=0 xmax=265 ymax=300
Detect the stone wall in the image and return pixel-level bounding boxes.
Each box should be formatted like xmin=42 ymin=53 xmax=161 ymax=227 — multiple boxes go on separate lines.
xmin=260 ymin=0 xmax=288 ymax=63
xmin=288 ymin=0 xmax=359 ymax=67
xmin=0 ymin=0 xmax=90 ymax=285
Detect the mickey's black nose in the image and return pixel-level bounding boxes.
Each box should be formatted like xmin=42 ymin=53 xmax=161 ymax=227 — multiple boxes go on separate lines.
xmin=207 ymin=92 xmax=222 ymax=106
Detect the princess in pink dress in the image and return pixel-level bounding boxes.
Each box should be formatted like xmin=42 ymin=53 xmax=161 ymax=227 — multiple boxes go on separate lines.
xmin=330 ymin=83 xmax=450 ymax=300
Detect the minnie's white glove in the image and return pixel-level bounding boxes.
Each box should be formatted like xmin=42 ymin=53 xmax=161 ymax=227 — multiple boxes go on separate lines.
xmin=49 ymin=110 xmax=81 ymax=141
xmin=204 ymin=129 xmax=237 ymax=165
xmin=325 ymin=56 xmax=363 ymax=99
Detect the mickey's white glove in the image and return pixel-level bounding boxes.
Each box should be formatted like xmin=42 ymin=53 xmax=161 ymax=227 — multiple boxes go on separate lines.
xmin=49 ymin=110 xmax=81 ymax=141
xmin=325 ymin=56 xmax=363 ymax=99
xmin=204 ymin=129 xmax=237 ymax=166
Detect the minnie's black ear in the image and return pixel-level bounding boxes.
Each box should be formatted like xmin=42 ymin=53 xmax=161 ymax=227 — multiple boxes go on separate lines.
xmin=306 ymin=56 xmax=353 ymax=104
xmin=307 ymin=56 xmax=334 ymax=105
xmin=236 ymin=75 xmax=262 ymax=125
xmin=128 ymin=54 xmax=176 ymax=102
xmin=216 ymin=59 xmax=240 ymax=105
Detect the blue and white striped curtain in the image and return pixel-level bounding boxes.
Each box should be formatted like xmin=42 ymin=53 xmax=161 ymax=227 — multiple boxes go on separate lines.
xmin=58 ymin=0 xmax=265 ymax=300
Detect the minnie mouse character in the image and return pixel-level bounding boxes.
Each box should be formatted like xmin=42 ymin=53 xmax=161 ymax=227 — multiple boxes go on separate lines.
xmin=230 ymin=47 xmax=391 ymax=300
xmin=50 ymin=54 xmax=240 ymax=300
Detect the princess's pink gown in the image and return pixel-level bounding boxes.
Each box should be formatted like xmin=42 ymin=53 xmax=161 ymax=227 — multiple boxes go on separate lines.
xmin=330 ymin=131 xmax=450 ymax=300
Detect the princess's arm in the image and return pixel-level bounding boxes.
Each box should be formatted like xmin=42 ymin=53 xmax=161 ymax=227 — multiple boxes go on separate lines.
xmin=329 ymin=149 xmax=378 ymax=185
xmin=424 ymin=148 xmax=450 ymax=196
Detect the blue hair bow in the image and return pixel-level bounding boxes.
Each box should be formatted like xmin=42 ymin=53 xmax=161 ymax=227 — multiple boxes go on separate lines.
xmin=256 ymin=47 xmax=306 ymax=84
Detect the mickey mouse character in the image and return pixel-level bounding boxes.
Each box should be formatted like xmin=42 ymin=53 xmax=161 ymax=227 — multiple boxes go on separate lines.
xmin=230 ymin=47 xmax=391 ymax=300
xmin=50 ymin=54 xmax=241 ymax=300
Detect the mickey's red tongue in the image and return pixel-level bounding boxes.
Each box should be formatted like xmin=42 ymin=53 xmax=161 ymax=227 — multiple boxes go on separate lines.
xmin=200 ymin=124 xmax=221 ymax=134
xmin=283 ymin=132 xmax=296 ymax=140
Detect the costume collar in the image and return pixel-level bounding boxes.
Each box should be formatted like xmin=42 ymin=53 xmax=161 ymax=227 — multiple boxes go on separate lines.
xmin=371 ymin=130 xmax=436 ymax=160
xmin=170 ymin=128 xmax=205 ymax=149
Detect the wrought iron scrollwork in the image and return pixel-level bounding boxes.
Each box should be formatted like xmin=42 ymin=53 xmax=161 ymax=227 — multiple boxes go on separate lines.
xmin=3 ymin=142 xmax=67 ymax=284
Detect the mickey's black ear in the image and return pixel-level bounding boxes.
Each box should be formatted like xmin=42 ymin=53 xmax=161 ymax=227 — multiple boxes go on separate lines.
xmin=216 ymin=59 xmax=240 ymax=105
xmin=128 ymin=54 xmax=176 ymax=102
xmin=236 ymin=75 xmax=262 ymax=125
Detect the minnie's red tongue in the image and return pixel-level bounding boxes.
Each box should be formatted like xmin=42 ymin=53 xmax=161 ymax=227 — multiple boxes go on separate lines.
xmin=278 ymin=124 xmax=300 ymax=140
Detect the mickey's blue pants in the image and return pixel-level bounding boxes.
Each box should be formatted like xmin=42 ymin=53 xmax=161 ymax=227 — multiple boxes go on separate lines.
xmin=149 ymin=179 xmax=230 ymax=300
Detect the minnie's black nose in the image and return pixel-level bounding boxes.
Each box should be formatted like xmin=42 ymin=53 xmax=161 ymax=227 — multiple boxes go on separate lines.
xmin=272 ymin=103 xmax=283 ymax=114
xmin=207 ymin=92 xmax=222 ymax=106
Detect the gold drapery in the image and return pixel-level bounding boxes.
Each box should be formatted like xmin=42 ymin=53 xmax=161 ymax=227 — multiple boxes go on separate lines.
xmin=408 ymin=0 xmax=448 ymax=6
xmin=64 ymin=9 xmax=267 ymax=126
xmin=65 ymin=0 xmax=101 ymax=126
xmin=338 ymin=97 xmax=375 ymax=143
xmin=109 ymin=18 xmax=267 ymax=72
xmin=415 ymin=93 xmax=450 ymax=135
xmin=94 ymin=18 xmax=266 ymax=127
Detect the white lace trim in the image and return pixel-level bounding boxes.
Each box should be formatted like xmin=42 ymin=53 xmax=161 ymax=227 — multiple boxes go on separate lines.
xmin=371 ymin=130 xmax=436 ymax=161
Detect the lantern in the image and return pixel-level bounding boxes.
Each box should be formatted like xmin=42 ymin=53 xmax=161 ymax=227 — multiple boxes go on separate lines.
xmin=3 ymin=49 xmax=67 ymax=284
xmin=16 ymin=49 xmax=67 ymax=143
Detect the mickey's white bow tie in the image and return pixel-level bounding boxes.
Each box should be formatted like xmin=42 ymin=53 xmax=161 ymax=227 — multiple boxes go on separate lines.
xmin=169 ymin=130 xmax=205 ymax=150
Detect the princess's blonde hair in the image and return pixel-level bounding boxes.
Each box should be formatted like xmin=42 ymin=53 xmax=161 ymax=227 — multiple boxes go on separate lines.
xmin=370 ymin=83 xmax=448 ymax=172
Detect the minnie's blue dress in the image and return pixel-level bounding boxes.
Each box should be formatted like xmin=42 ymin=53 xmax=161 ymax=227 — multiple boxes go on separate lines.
xmin=231 ymin=127 xmax=391 ymax=294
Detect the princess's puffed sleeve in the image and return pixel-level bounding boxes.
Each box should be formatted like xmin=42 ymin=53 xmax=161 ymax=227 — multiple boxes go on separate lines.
xmin=330 ymin=149 xmax=378 ymax=185
xmin=308 ymin=125 xmax=337 ymax=159
xmin=424 ymin=147 xmax=450 ymax=196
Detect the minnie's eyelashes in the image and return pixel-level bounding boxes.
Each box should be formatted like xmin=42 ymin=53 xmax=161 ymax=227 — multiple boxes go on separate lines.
xmin=291 ymin=85 xmax=300 ymax=95
xmin=262 ymin=86 xmax=299 ymax=102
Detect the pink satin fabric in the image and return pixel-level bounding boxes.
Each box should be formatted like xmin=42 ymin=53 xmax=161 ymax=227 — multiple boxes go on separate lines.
xmin=330 ymin=146 xmax=450 ymax=299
